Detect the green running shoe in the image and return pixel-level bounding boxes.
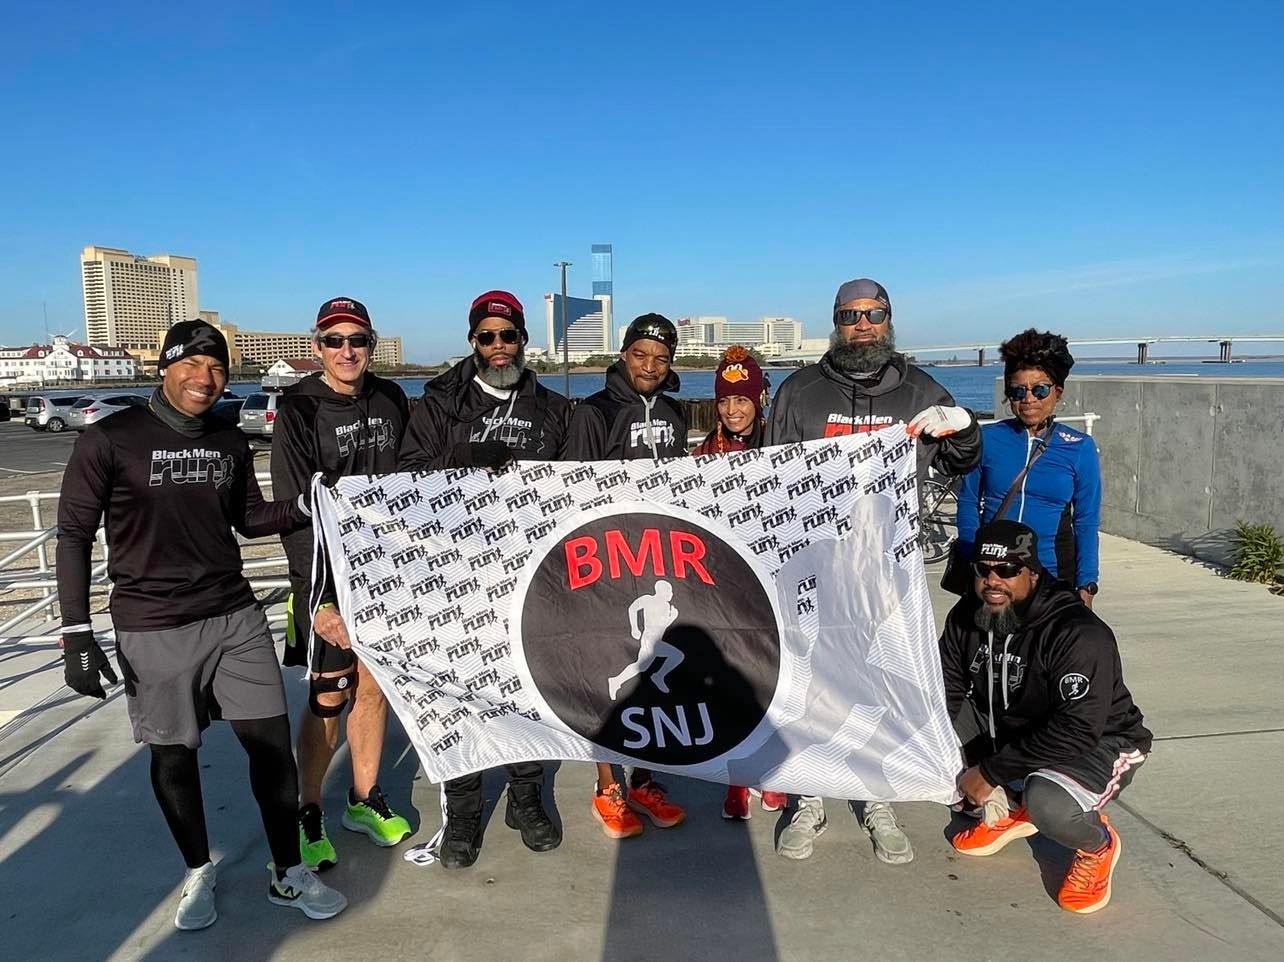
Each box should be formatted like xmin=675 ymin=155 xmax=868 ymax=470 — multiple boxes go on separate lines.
xmin=299 ymin=803 xmax=338 ymax=871
xmin=342 ymin=785 xmax=411 ymax=847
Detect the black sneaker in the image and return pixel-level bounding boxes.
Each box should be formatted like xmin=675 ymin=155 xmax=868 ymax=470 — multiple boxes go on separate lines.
xmin=504 ymin=783 xmax=562 ymax=852
xmin=437 ymin=814 xmax=482 ymax=869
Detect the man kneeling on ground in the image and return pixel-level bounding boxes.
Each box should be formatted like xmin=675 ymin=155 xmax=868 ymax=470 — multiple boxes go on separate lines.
xmin=938 ymin=519 xmax=1152 ymax=914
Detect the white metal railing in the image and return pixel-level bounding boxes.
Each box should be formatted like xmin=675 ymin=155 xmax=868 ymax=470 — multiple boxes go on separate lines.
xmin=2 ymin=415 xmax=1102 ymax=641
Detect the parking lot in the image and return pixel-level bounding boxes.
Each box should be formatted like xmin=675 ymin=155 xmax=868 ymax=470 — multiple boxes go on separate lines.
xmin=0 ymin=421 xmax=80 ymax=476
xmin=0 ymin=419 xmax=271 ymax=482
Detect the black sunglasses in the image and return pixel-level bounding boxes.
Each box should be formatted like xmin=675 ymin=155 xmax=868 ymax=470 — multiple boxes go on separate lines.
xmin=1006 ymin=383 xmax=1054 ymax=401
xmin=973 ymin=561 xmax=1026 ymax=579
xmin=318 ymin=333 xmax=373 ymax=349
xmin=474 ymin=329 xmax=520 ymax=346
xmin=835 ymin=307 xmax=890 ymax=326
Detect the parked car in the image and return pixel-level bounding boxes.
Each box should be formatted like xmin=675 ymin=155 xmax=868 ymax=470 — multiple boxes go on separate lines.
xmin=66 ymin=393 xmax=150 ymax=431
xmin=24 ymin=394 xmax=85 ymax=433
xmin=211 ymin=397 xmax=246 ymax=423
xmin=238 ymin=392 xmax=281 ymax=438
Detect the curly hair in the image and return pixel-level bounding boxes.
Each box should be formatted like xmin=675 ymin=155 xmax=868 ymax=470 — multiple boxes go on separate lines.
xmin=999 ymin=328 xmax=1074 ymax=386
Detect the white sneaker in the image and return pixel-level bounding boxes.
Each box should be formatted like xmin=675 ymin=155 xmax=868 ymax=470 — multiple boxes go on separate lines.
xmin=862 ymin=801 xmax=914 ymax=865
xmin=268 ymin=863 xmax=348 ymax=920
xmin=174 ymin=862 xmax=217 ymax=931
xmin=776 ymin=796 xmax=827 ymax=860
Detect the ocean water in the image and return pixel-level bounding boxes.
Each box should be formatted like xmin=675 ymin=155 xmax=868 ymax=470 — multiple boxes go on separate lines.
xmin=232 ymin=359 xmax=1284 ymax=414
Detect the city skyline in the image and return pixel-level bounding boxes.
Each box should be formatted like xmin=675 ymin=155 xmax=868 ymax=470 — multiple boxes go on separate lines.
xmin=1 ymin=4 xmax=1279 ymax=364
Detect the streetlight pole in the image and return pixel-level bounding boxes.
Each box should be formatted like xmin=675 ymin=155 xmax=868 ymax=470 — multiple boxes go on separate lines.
xmin=554 ymin=260 xmax=572 ymax=398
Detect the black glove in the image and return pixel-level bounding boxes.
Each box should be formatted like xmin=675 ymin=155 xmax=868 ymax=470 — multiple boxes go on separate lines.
xmin=453 ymin=440 xmax=514 ymax=470
xmin=62 ymin=630 xmax=118 ymax=699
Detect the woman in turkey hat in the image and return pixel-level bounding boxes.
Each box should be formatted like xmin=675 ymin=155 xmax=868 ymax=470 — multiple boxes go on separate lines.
xmin=691 ymin=345 xmax=769 ymax=455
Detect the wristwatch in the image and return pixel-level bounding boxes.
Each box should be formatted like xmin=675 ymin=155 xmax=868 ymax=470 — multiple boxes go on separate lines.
xmin=1078 ymin=582 xmax=1099 ymax=596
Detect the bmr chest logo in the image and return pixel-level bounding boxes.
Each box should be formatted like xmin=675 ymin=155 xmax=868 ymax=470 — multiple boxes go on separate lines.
xmin=513 ymin=503 xmax=782 ymax=766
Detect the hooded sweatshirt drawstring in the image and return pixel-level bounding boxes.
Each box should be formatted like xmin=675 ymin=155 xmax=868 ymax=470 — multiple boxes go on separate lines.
xmin=641 ymin=395 xmax=660 ymax=459
xmin=985 ymin=630 xmax=1015 ymax=744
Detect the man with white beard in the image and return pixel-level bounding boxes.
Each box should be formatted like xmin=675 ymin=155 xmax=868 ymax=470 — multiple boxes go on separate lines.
xmin=399 ymin=289 xmax=572 ymax=868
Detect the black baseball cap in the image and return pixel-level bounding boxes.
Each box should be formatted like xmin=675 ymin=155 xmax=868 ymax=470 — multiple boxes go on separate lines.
xmin=972 ymin=519 xmax=1042 ymax=571
xmin=622 ymin=313 xmax=678 ymax=355
xmin=316 ymin=296 xmax=372 ymax=330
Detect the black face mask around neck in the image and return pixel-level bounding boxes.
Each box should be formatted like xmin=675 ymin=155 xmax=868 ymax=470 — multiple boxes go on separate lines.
xmin=149 ymin=386 xmax=209 ymax=438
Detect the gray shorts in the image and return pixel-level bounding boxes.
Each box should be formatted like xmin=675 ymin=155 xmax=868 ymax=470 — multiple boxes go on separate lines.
xmin=115 ymin=604 xmax=287 ymax=748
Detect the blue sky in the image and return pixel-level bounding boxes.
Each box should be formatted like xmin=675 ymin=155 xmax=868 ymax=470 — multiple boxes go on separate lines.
xmin=1 ymin=1 xmax=1280 ymax=362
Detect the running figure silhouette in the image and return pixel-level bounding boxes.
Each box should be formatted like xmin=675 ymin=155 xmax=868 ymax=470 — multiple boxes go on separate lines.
xmin=608 ymin=580 xmax=685 ymax=700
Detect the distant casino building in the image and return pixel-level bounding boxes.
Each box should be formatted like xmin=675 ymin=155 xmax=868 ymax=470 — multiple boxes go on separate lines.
xmin=672 ymin=315 xmax=803 ymax=356
xmin=544 ymin=243 xmax=615 ymax=360
xmin=81 ymin=246 xmax=199 ymax=354
xmin=202 ymin=312 xmax=403 ymax=369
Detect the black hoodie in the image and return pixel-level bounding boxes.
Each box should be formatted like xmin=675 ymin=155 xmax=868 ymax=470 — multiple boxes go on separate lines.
xmin=398 ymin=356 xmax=572 ymax=469
xmin=563 ymin=361 xmax=688 ymax=461
xmin=271 ymin=372 xmax=409 ymax=589
xmin=938 ymin=577 xmax=1153 ymax=785
xmin=766 ymin=353 xmax=981 ymax=482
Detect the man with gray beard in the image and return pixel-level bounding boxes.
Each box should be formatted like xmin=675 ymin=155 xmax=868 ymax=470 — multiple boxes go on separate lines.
xmin=398 ymin=289 xmax=570 ymax=868
xmin=766 ymin=276 xmax=982 ymax=866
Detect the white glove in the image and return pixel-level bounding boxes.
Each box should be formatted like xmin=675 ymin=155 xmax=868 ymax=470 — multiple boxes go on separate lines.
xmin=907 ymin=405 xmax=972 ymax=438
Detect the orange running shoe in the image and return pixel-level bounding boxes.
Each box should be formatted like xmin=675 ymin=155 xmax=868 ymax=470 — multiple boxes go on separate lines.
xmin=1058 ymin=818 xmax=1121 ymax=914
xmin=723 ymin=786 xmax=751 ymax=820
xmin=627 ymin=780 xmax=686 ymax=828
xmin=759 ymin=791 xmax=788 ymax=812
xmin=592 ymin=783 xmax=643 ymax=839
xmin=951 ymin=805 xmax=1039 ymax=856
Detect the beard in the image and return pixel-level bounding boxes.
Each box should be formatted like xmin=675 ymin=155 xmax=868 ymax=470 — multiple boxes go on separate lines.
xmin=475 ymin=345 xmax=525 ymax=389
xmin=973 ymin=596 xmax=1026 ymax=634
xmin=828 ymin=324 xmax=897 ymax=375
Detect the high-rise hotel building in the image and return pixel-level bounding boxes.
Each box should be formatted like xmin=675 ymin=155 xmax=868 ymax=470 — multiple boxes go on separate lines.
xmin=544 ymin=243 xmax=615 ymax=361
xmin=81 ymin=246 xmax=199 ymax=351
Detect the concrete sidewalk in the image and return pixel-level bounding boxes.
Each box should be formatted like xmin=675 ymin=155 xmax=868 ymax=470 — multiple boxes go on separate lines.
xmin=1 ymin=534 xmax=1281 ymax=961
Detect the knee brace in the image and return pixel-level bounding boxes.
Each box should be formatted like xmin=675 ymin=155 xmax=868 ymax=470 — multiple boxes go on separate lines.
xmin=308 ymin=669 xmax=358 ymax=718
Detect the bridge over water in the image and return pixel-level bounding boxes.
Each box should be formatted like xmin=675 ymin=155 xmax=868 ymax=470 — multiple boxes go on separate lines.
xmin=766 ymin=334 xmax=1284 ymax=366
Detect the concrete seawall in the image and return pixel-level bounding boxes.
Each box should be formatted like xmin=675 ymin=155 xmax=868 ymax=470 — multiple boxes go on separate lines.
xmin=992 ymin=374 xmax=1284 ymax=561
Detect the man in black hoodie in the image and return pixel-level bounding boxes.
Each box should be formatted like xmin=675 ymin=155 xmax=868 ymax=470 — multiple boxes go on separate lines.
xmin=56 ymin=320 xmax=347 ymax=929
xmin=272 ymin=297 xmax=413 ymax=871
xmin=564 ymin=313 xmax=690 ymax=841
xmin=399 ymin=289 xmax=568 ymax=868
xmin=769 ymin=277 xmax=982 ymax=866
xmin=940 ymin=519 xmax=1151 ymax=913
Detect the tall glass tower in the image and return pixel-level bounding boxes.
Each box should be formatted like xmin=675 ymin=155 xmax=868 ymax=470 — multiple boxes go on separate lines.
xmin=591 ymin=243 xmax=613 ymax=297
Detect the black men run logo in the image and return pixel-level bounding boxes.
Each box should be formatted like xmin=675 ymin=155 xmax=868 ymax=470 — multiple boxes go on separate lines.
xmin=514 ymin=504 xmax=783 ymax=766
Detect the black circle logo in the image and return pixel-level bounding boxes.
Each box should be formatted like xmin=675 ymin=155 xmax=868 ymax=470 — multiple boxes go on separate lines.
xmin=515 ymin=505 xmax=782 ymax=766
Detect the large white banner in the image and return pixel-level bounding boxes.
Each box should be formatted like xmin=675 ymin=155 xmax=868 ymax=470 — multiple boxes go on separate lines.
xmin=313 ymin=430 xmax=959 ymax=802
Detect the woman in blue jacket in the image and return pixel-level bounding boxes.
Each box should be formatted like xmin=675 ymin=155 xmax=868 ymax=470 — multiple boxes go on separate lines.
xmin=957 ymin=330 xmax=1103 ymax=607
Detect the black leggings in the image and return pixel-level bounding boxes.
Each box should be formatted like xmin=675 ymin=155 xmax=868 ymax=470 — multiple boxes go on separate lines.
xmin=149 ymin=715 xmax=300 ymax=871
xmin=1023 ymin=776 xmax=1110 ymax=853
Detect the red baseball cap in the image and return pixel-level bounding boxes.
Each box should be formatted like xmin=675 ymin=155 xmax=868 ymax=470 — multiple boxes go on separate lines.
xmin=316 ymin=296 xmax=372 ymax=330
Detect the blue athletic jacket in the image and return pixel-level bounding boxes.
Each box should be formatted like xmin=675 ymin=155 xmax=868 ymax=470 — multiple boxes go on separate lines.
xmin=956 ymin=419 xmax=1102 ymax=587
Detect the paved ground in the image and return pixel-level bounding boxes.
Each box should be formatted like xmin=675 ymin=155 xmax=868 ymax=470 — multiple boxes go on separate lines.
xmin=0 ymin=535 xmax=1281 ymax=961
xmin=0 ymin=421 xmax=79 ymax=476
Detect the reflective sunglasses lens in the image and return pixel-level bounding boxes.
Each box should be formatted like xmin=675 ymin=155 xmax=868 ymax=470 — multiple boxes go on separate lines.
xmin=974 ymin=562 xmax=1024 ymax=578
xmin=1006 ymin=386 xmax=1027 ymax=401
xmin=1008 ymin=383 xmax=1054 ymax=401
xmin=320 ymin=334 xmax=370 ymax=349
xmin=836 ymin=308 xmax=889 ymax=326
xmin=475 ymin=329 xmax=518 ymax=346
xmin=1032 ymin=383 xmax=1053 ymax=399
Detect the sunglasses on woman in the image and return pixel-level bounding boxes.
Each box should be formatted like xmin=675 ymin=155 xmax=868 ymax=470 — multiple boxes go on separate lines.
xmin=835 ymin=307 xmax=890 ymax=326
xmin=972 ymin=561 xmax=1026 ymax=579
xmin=318 ymin=333 xmax=373 ymax=349
xmin=1006 ymin=383 xmax=1054 ymax=401
xmin=474 ymin=329 xmax=520 ymax=346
